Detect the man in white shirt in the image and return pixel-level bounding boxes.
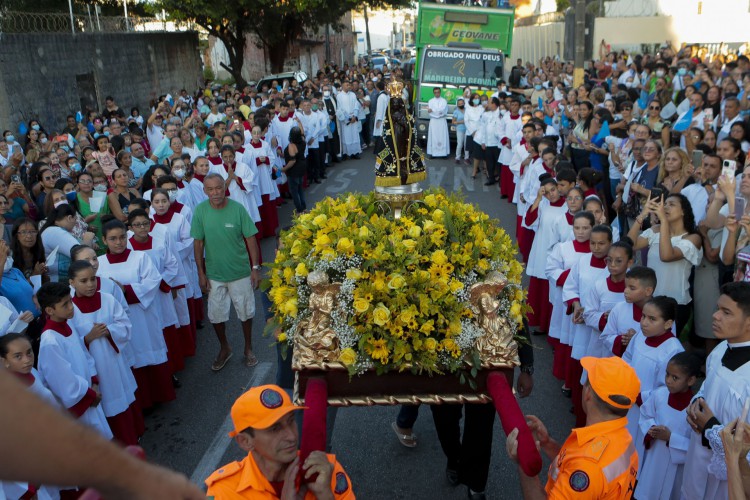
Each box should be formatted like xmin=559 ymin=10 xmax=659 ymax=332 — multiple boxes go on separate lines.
xmin=335 ymin=81 xmax=362 ymax=159
xmin=205 ymin=101 xmax=226 ymax=126
xmin=372 ymin=80 xmax=389 ymax=154
xmin=297 ymin=99 xmax=322 ymax=183
xmin=714 ymin=97 xmax=742 ymax=142
xmin=426 ymin=87 xmax=449 ymax=158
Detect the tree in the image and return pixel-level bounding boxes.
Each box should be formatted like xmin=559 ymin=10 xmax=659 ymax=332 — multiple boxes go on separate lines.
xmin=155 ymin=0 xmax=411 ymax=88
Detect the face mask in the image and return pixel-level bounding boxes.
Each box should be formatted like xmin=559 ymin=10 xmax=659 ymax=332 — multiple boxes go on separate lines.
xmin=40 ymin=138 xmax=48 ymax=144
xmin=31 ymin=124 xmax=40 ymax=131
xmin=94 ymin=184 xmax=108 ymax=192
xmin=173 ymin=168 xmax=185 ymax=179
xmin=66 ymin=191 xmax=77 ymax=202
xmin=656 ymin=70 xmax=665 ymax=77
xmin=458 ymin=105 xmax=465 ymax=109
xmin=70 ymin=163 xmax=81 ymax=172
xmin=53 ymin=199 xmax=68 ymax=208
xmin=481 ymin=101 xmax=488 ymax=107
xmin=5 ymin=135 xmax=15 ymax=143
xmin=372 ymin=77 xmax=378 ymax=82
xmin=104 ymin=131 xmax=111 ymax=137
xmin=61 ymin=145 xmax=70 ymax=152
xmin=534 ymin=84 xmax=542 ymax=90
xmin=3 ymin=256 xmax=13 ymax=273
xmin=312 ymin=104 xmax=319 ymax=111
xmin=472 ymin=98 xmax=480 ymax=105
xmin=678 ymin=67 xmax=687 ymax=76
xmin=168 ymin=189 xmax=178 ymax=202
xmin=323 ymin=91 xmax=331 ymax=98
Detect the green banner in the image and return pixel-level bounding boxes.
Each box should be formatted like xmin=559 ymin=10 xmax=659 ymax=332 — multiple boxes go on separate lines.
xmin=416 ymin=4 xmax=514 ymax=54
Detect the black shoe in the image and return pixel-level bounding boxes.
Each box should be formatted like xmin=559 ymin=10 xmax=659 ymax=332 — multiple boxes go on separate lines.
xmin=352 ymin=154 xmax=361 ymax=160
xmin=561 ymin=387 xmax=572 ymax=398
xmin=196 ymin=320 xmax=204 ymax=330
xmin=467 ymin=489 xmax=486 ymax=500
xmin=484 ymin=181 xmax=496 ymax=186
xmin=172 ymin=375 xmax=182 ymax=388
xmin=446 ymin=467 xmax=459 ymax=487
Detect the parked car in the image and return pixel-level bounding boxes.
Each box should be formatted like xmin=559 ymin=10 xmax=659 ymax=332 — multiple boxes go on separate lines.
xmin=371 ymin=55 xmax=390 ymax=71
xmin=255 ymin=71 xmax=308 ymax=92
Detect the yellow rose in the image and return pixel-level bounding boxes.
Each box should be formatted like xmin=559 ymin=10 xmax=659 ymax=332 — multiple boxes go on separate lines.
xmin=277 ymin=332 xmax=287 ymax=342
xmin=295 ymin=262 xmax=308 ymax=277
xmin=407 ymin=225 xmax=422 ymax=238
xmin=359 ymin=226 xmax=371 ymax=238
xmin=313 ymin=214 xmax=328 ymax=227
xmin=424 ymin=337 xmax=438 ymax=351
xmin=387 ymin=274 xmax=406 ymax=290
xmin=346 ymin=268 xmax=362 ymax=281
xmin=401 ymin=239 xmax=417 ymax=251
xmin=424 ymin=194 xmax=437 ymax=207
xmin=353 ymin=298 xmax=370 ymax=314
xmin=510 ymin=302 xmax=522 ymax=318
xmin=423 ymin=220 xmax=435 ymax=232
xmin=313 ymin=233 xmax=331 ymax=252
xmin=449 ymin=280 xmax=464 ymax=293
xmin=336 ymin=237 xmax=355 ymax=255
xmin=419 ymin=320 xmax=435 ymax=335
xmin=283 ymin=267 xmax=294 ymax=283
xmin=321 ymin=248 xmax=337 ymax=260
xmin=432 ymin=209 xmax=445 ymax=221
xmin=431 ymin=249 xmax=448 ymax=265
xmin=372 ymin=303 xmax=391 ymax=326
xmin=290 ymin=240 xmax=304 ymax=257
xmin=339 ymin=348 xmax=357 ymax=366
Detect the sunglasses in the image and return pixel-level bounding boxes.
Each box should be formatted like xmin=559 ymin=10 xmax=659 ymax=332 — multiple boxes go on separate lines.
xmin=649 ymin=106 xmax=661 ymax=110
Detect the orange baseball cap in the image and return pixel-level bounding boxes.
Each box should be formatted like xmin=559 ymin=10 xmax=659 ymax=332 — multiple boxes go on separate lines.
xmin=227 ymin=384 xmax=307 ymax=437
xmin=581 ymin=356 xmax=640 ymax=410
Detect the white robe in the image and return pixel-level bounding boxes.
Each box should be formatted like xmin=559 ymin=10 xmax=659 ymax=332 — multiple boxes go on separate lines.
xmin=526 ymin=200 xmax=567 ymax=278
xmin=508 ymin=140 xmax=529 ymax=204
xmin=208 ymin=161 xmax=261 ymax=223
xmin=635 ymin=386 xmax=691 ymax=500
xmin=622 ymin=331 xmax=684 ymax=468
xmin=427 ymin=96 xmax=449 ymax=156
xmin=562 ymin=255 xmax=609 ymax=359
xmin=38 ymin=322 xmax=113 ymax=439
xmin=97 ymin=250 xmax=167 ymax=368
xmin=127 ymin=234 xmax=180 ymax=330
xmin=581 ymin=277 xmax=626 ymax=359
xmin=335 ymin=91 xmax=362 ymax=155
xmin=545 ymin=240 xmax=590 ymax=345
xmin=520 ymin=158 xmax=549 ymax=229
xmin=150 ymin=211 xmax=199 ymax=307
xmin=600 ymin=301 xmax=642 ymax=356
xmin=500 ymin=114 xmax=523 ymax=164
xmin=185 ymin=177 xmax=208 ymax=211
xmin=682 ymin=341 xmax=750 ymax=500
xmin=245 ymin=139 xmax=279 ymax=199
xmin=373 ymin=92 xmax=389 ymax=137
xmin=70 ymin=292 xmax=137 ymax=417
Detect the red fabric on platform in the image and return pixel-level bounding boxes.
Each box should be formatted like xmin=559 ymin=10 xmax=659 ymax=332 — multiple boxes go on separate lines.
xmin=486 ymin=372 xmax=542 ymax=477
xmin=299 ymin=378 xmax=328 ymax=484
xmin=527 ymin=277 xmax=551 ymax=331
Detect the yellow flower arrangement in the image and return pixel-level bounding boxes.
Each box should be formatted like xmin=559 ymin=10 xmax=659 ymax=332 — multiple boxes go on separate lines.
xmin=265 ymin=189 xmax=528 ymax=376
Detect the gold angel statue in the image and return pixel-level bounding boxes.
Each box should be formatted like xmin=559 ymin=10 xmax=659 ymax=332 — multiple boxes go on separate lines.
xmin=468 ymin=271 xmax=518 ymax=367
xmin=294 ymin=270 xmax=342 ymax=367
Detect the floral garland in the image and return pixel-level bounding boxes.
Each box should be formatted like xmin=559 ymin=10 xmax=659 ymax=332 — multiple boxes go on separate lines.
xmin=265 ymin=189 xmax=527 ymax=376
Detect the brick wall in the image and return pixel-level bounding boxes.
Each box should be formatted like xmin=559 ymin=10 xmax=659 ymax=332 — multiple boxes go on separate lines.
xmin=0 ymin=32 xmax=202 ymax=134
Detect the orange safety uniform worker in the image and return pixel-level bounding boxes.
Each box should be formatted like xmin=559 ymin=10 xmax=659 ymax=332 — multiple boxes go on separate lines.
xmin=506 ymin=356 xmax=640 ymax=499
xmin=206 ymin=384 xmax=355 ymax=499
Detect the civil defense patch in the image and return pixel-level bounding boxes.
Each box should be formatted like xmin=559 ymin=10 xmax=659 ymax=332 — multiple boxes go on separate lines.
xmin=260 ymin=388 xmax=283 ymax=409
xmin=569 ymin=470 xmax=590 ymax=492
xmin=334 ymin=472 xmax=349 ymax=494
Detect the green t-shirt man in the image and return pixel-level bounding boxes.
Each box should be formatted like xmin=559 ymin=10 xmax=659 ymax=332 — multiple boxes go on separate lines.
xmin=190 ymin=198 xmax=258 ymax=283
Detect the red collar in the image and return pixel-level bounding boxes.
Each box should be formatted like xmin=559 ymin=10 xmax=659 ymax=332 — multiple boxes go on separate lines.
xmin=277 ymin=115 xmax=290 ymax=122
xmin=176 ymin=180 xmax=186 ymax=189
xmin=531 ymin=155 xmax=540 ymax=161
xmin=573 ymin=239 xmax=590 ymax=253
xmin=645 ymin=331 xmax=675 ymax=347
xmin=509 ymin=113 xmax=520 ymax=120
xmin=632 ymin=303 xmax=643 ymax=322
xmin=606 ymin=277 xmax=626 ymax=293
xmin=236 ymin=147 xmax=245 ymax=154
xmin=95 ymin=276 xmax=102 ymax=292
xmin=193 ymin=173 xmax=206 ymax=183
xmin=44 ymin=319 xmax=72 ymax=337
xmin=129 ymin=235 xmax=152 ymax=251
xmin=591 ymin=255 xmax=607 ymax=268
xmin=13 ymin=371 xmax=35 ymax=387
xmin=584 ymin=188 xmax=597 ymax=197
xmin=168 ymin=201 xmax=184 ymax=216
xmin=105 ymin=249 xmax=131 ymax=264
xmin=251 ymin=140 xmax=263 ymax=149
xmin=152 ymin=211 xmax=174 ymax=224
xmin=208 ymin=156 xmax=222 ymax=165
xmin=668 ymin=390 xmax=694 ymax=411
xmin=520 ymin=138 xmax=527 ymax=146
xmin=550 ymin=197 xmax=566 ymax=207
xmin=565 ymin=212 xmax=575 ymax=224
xmin=72 ymin=292 xmax=102 ymax=313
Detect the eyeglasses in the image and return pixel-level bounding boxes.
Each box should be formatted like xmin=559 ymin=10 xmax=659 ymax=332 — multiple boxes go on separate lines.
xmin=130 ymin=222 xmax=151 ymax=228
xmin=43 ymin=174 xmax=59 ymax=181
xmin=649 ymin=106 xmax=661 ymax=110
xmin=567 ymin=196 xmax=583 ymax=201
xmin=17 ymin=230 xmax=38 ymax=236
xmin=642 ymin=147 xmax=658 ymax=152
xmin=622 ymin=107 xmax=632 ymax=111
xmin=79 ymin=179 xmax=93 ymax=185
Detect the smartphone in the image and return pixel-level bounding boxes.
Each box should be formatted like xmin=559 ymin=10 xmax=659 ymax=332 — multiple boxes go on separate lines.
xmin=736 ymin=197 xmax=746 ymax=220
xmin=649 ymin=187 xmax=664 ymax=200
xmin=10 ymin=174 xmax=20 ymax=184
xmin=723 ymin=159 xmax=737 ymax=179
xmin=691 ymin=150 xmax=704 ymax=171
xmin=704 ymin=108 xmax=713 ymax=122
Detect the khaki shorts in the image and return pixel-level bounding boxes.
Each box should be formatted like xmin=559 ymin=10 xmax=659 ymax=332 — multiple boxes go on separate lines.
xmin=207 ymin=277 xmax=256 ymax=324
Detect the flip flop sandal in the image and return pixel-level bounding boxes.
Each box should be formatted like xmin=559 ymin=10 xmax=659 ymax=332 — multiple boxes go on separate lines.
xmin=244 ymin=353 xmax=259 ymax=367
xmin=210 ymin=352 xmax=233 ymax=372
xmin=391 ymin=422 xmax=417 ymax=448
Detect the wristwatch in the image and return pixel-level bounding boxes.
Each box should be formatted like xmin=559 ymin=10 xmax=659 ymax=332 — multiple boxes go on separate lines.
xmin=252 ymin=265 xmax=262 ymax=271
xmin=520 ymin=365 xmax=535 ymax=376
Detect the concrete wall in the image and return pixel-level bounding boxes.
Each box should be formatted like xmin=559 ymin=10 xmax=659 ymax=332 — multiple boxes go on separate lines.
xmin=0 ymin=32 xmax=202 ymax=134
xmin=511 ymin=21 xmax=565 ymax=68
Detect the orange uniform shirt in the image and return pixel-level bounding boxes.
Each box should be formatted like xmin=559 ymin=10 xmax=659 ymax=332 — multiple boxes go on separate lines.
xmin=546 ymin=417 xmax=638 ymax=499
xmin=206 ymin=452 xmax=355 ymax=500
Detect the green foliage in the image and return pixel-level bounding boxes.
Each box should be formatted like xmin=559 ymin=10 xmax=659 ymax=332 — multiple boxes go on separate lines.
xmin=556 ymin=0 xmax=570 ymax=11
xmin=202 ymin=66 xmax=215 ymax=82
xmin=1 ymin=0 xmax=151 ymax=16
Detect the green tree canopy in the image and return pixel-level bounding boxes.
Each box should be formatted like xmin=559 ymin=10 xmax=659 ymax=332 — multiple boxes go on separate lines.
xmin=155 ymin=0 xmax=412 ymax=87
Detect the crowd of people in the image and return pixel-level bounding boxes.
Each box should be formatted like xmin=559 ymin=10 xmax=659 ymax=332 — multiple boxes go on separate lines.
xmin=4 ymin=42 xmax=750 ymax=499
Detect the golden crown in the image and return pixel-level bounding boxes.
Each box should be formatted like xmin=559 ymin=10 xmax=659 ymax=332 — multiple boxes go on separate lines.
xmin=387 ymin=80 xmax=404 ymax=97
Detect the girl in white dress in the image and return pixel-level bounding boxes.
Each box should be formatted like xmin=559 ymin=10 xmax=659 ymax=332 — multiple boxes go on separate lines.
xmin=635 ymin=352 xmax=701 ymax=500
xmin=68 ymin=260 xmax=141 ymax=445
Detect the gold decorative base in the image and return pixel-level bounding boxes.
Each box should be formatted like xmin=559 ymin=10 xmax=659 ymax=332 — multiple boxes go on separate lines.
xmin=374 ymin=184 xmax=424 ymax=218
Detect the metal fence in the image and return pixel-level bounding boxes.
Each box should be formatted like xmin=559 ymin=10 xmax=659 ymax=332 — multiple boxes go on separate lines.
xmin=0 ymin=11 xmax=175 ymax=33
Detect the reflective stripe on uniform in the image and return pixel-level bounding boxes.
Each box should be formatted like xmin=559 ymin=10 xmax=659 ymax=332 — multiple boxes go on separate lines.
xmin=602 ymin=442 xmax=635 ymax=482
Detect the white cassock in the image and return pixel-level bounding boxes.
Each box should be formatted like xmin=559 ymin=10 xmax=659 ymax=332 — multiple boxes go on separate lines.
xmin=682 ymin=340 xmax=750 ymax=500
xmin=427 ymin=96 xmax=449 ymax=157
xmin=546 ymin=239 xmax=590 ymax=347
xmin=500 ymin=113 xmax=523 ymax=164
xmin=373 ymin=92 xmax=389 ymax=138
xmin=70 ymin=292 xmax=137 ymax=418
xmin=526 ymin=198 xmax=567 ymax=279
xmin=562 ymin=254 xmax=609 ymax=361
xmin=622 ymin=330 xmax=684 ymax=469
xmin=150 ymin=210 xmax=199 ymax=312
xmin=97 ymin=250 xmax=167 ymax=369
xmin=521 ymin=158 xmax=550 ymax=230
xmin=38 ymin=321 xmax=113 ymax=439
xmin=185 ymin=176 xmax=208 ymax=211
xmin=554 ymin=211 xmax=575 ymax=243
xmin=336 ymin=90 xmax=362 ymax=156
xmin=246 ymin=139 xmax=280 ymax=200
xmin=209 ymin=161 xmax=260 ymax=222
xmin=600 ymin=301 xmax=643 ymax=357
xmin=581 ymin=277 xmax=626 ymax=358
xmin=270 ymin=115 xmax=296 ymax=154
xmin=508 ymin=139 xmax=529 ymax=204
xmin=635 ymin=386 xmax=692 ymax=500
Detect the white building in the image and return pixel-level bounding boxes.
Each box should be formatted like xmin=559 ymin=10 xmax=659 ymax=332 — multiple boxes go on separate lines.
xmin=351 ymin=8 xmax=416 ymax=56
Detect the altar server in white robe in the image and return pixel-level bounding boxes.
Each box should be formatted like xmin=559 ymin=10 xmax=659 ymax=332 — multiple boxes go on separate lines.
xmin=36 ymin=282 xmax=112 ymax=440
xmin=509 ymin=123 xmax=534 ymax=204
xmin=98 ymin=220 xmax=175 ymax=410
xmin=0 ymin=295 xmax=33 ymax=336
xmin=599 ymin=266 xmax=655 ymax=357
xmin=269 ymin=101 xmax=297 ymax=159
xmin=426 ymin=87 xmax=449 ymax=157
xmin=69 ymin=261 xmax=141 ymax=446
xmin=682 ymin=282 xmax=750 ymax=500
xmin=185 ymin=156 xmax=209 ymax=211
xmin=622 ymin=296 xmax=684 ymax=469
xmin=546 ymin=211 xmax=593 ymax=382
xmin=635 ymin=352 xmax=699 ymax=500
xmin=210 ymin=145 xmax=260 ymax=223
xmin=336 ymin=81 xmax=362 ymax=158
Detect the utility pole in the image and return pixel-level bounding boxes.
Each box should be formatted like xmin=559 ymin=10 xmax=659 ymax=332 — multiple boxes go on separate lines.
xmin=363 ymin=6 xmax=372 ymax=57
xmin=325 ymin=24 xmax=331 ymax=65
xmin=574 ymin=0 xmax=585 ymax=87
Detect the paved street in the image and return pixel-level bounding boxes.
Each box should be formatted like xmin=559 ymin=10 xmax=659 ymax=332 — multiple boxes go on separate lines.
xmin=140 ymin=152 xmax=576 ymax=499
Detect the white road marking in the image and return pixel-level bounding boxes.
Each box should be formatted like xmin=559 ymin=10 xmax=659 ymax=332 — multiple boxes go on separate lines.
xmin=189 ymin=361 xmax=273 ymax=486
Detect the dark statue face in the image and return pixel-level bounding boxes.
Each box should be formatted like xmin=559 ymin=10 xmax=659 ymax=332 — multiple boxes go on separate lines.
xmin=390 ymin=97 xmax=405 ymax=113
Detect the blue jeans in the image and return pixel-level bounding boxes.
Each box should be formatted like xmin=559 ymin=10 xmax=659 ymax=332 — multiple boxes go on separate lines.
xmin=288 ymin=176 xmax=306 ymax=213
xmin=396 ymin=404 xmax=420 ymax=429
